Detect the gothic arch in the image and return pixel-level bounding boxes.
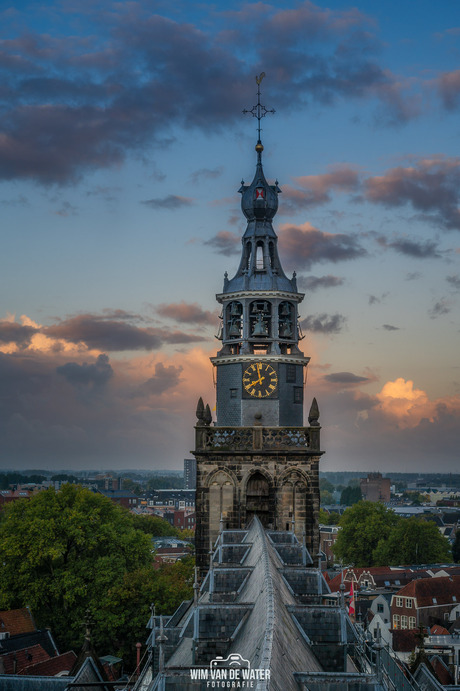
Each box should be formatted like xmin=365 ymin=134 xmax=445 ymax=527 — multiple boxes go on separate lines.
xmin=206 ymin=469 xmax=236 ymax=535
xmin=204 ymin=467 xmax=238 ymax=488
xmin=243 ymin=468 xmax=274 ymax=528
xmin=277 ymin=467 xmax=314 ymax=537
xmin=278 ymin=466 xmax=311 ymax=488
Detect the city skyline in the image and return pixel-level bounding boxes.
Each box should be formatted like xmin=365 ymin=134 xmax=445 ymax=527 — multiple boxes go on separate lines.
xmin=1 ymin=0 xmax=460 ymax=472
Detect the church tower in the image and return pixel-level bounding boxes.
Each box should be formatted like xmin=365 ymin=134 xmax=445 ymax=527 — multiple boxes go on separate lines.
xmin=194 ymin=76 xmax=324 ymax=570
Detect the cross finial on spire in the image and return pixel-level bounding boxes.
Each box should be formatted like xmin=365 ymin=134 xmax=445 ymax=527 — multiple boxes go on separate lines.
xmin=243 ymin=73 xmax=275 ymax=144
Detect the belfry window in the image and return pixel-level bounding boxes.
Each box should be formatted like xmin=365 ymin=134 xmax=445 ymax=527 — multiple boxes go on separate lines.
xmin=249 ymin=300 xmax=271 ymax=339
xmin=279 ymin=302 xmax=294 ymax=339
xmin=226 ymin=301 xmax=242 ymax=340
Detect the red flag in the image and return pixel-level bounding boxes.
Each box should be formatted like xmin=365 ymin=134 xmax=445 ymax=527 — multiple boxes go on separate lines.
xmin=348 ymin=580 xmax=356 ymax=618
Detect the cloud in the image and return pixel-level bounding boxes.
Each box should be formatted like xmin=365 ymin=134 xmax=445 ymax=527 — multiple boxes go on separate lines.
xmin=363 ymin=157 xmax=460 ymax=230
xmin=279 ymin=222 xmax=367 ymax=270
xmin=297 ymin=274 xmax=345 ymax=291
xmin=436 ymin=70 xmax=460 ymax=110
xmin=323 ymin=371 xmax=371 ymax=385
xmin=0 ymin=2 xmax=425 ymax=184
xmin=56 ymin=353 xmax=113 ymax=387
xmin=133 ymin=362 xmax=183 ymax=397
xmin=0 ymin=340 xmax=216 ymax=468
xmin=300 ymin=313 xmax=346 ymax=334
xmin=377 ymin=235 xmax=442 ymax=258
xmin=446 ymin=274 xmax=460 ymax=291
xmin=204 ymin=231 xmax=240 ymax=256
xmin=190 ymin=167 xmax=223 ymax=184
xmin=0 ymin=320 xmax=38 ymax=348
xmin=375 ymin=377 xmax=432 ymax=428
xmin=382 ymin=324 xmax=400 ymax=331
xmin=283 ymin=166 xmax=360 ymax=211
xmin=43 ymin=313 xmax=205 ymax=351
xmin=141 ymin=195 xmax=193 ymax=210
xmin=429 ymin=299 xmax=451 ymax=319
xmin=156 ymin=302 xmax=215 ymax=326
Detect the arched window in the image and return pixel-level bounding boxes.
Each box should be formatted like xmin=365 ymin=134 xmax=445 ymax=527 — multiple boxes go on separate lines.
xmin=226 ymin=301 xmax=242 ymax=340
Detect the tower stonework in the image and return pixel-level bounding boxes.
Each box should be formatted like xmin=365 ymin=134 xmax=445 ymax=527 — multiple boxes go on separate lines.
xmin=193 ymin=81 xmax=324 ymax=571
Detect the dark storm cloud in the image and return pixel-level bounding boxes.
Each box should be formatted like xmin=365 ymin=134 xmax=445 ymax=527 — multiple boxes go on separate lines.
xmin=133 ymin=362 xmax=183 ymax=397
xmin=0 ymin=320 xmax=37 ymax=347
xmin=279 ymin=224 xmax=367 ymax=270
xmin=0 ymin=2 xmax=425 ymax=184
xmin=297 ymin=274 xmax=345 ymax=291
xmin=157 ymin=302 xmax=215 ymax=326
xmin=383 ymin=324 xmax=400 ymax=331
xmin=364 ymin=157 xmax=460 ymax=231
xmin=204 ymin=231 xmax=240 ymax=256
xmin=377 ymin=235 xmax=442 ymax=258
xmin=141 ymin=195 xmax=193 ymax=210
xmin=44 ymin=314 xmax=204 ymax=351
xmin=300 ymin=313 xmax=346 ymax=334
xmin=324 ymin=372 xmax=370 ymax=384
xmin=56 ymin=353 xmax=113 ymax=387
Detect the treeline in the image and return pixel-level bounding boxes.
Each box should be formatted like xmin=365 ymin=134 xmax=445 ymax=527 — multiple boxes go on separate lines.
xmin=0 ymin=485 xmax=193 ymax=669
xmin=327 ymin=501 xmax=455 ymax=567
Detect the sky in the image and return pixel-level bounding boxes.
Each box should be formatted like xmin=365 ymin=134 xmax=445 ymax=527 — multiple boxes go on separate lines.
xmin=1 ymin=0 xmax=460 ymax=474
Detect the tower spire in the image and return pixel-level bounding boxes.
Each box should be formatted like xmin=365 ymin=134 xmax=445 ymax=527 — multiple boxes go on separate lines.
xmin=243 ymin=73 xmax=275 ymax=153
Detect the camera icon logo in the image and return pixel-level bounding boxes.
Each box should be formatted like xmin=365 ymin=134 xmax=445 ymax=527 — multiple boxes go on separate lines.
xmin=210 ymin=653 xmax=251 ymax=669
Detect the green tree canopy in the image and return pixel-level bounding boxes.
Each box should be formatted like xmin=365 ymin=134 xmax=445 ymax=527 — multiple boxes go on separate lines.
xmin=333 ymin=501 xmax=399 ymax=566
xmin=0 ymin=484 xmax=192 ymax=665
xmin=319 ymin=509 xmax=341 ymax=525
xmin=129 ymin=512 xmax=179 ymax=537
xmin=373 ymin=517 xmax=451 ymax=566
xmin=340 ymin=485 xmax=362 ymax=506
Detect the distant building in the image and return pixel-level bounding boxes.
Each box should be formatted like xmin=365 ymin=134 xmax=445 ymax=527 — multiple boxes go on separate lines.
xmin=391 ymin=575 xmax=460 ymax=630
xmin=147 ymin=489 xmax=195 ymax=510
xmin=164 ymin=509 xmax=196 ymax=531
xmin=0 ymin=489 xmax=31 ymax=509
xmin=183 ymin=458 xmax=196 ymax=489
xmin=360 ymin=472 xmax=391 ymax=502
xmin=97 ymin=489 xmax=138 ymax=510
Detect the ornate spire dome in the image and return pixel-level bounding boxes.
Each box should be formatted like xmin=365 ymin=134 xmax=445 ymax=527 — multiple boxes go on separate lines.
xmin=223 ymin=74 xmax=296 ymax=295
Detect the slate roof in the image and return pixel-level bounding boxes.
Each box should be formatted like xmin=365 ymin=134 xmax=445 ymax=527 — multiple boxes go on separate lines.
xmin=135 ymin=517 xmax=384 ymax=690
xmin=0 ymin=630 xmax=59 ymax=658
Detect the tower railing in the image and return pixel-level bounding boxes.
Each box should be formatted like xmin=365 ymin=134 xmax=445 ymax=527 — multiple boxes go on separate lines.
xmin=195 ymin=425 xmax=321 ymax=452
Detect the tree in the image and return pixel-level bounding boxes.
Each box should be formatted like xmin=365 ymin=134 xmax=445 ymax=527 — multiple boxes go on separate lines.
xmin=373 ymin=517 xmax=451 ymax=566
xmin=129 ymin=512 xmax=179 ymax=537
xmin=319 ymin=509 xmax=341 ymax=525
xmin=340 ymin=485 xmax=362 ymax=506
xmin=333 ymin=501 xmax=399 ymax=566
xmin=0 ymin=485 xmax=160 ymax=658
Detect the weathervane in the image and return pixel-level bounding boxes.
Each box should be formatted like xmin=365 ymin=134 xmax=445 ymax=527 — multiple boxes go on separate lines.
xmin=243 ymin=72 xmax=275 ymax=143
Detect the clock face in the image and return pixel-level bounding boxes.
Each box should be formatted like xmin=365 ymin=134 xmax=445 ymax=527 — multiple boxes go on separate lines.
xmin=242 ymin=362 xmax=278 ymax=398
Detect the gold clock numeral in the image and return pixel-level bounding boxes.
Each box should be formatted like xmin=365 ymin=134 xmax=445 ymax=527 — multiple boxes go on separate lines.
xmin=243 ymin=362 xmax=278 ymax=398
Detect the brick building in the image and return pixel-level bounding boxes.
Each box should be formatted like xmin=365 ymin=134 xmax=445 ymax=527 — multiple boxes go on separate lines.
xmin=391 ymin=575 xmax=460 ymax=630
xmin=360 ymin=472 xmax=391 ymax=502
